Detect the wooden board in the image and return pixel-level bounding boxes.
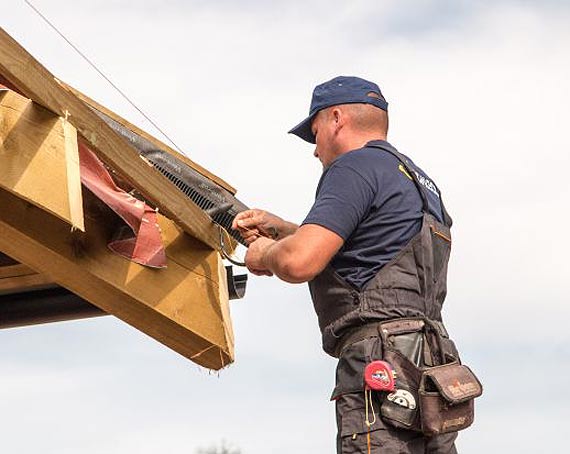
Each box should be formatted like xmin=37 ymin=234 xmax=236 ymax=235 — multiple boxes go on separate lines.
xmin=0 ymin=27 xmax=220 ymax=250
xmin=0 ymin=263 xmax=54 ymax=295
xmin=0 ymin=272 xmax=54 ymax=295
xmin=61 ymin=82 xmax=236 ymax=195
xmin=0 ymin=90 xmax=84 ymax=230
xmin=0 ymin=187 xmax=234 ymax=369
xmin=0 ymin=263 xmax=36 ymax=278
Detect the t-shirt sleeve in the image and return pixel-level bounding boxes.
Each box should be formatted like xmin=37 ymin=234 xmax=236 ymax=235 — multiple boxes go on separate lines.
xmin=302 ymin=164 xmax=375 ymax=240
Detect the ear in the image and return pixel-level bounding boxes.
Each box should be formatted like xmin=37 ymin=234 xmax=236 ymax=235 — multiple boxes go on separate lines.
xmin=331 ymin=107 xmax=344 ymax=133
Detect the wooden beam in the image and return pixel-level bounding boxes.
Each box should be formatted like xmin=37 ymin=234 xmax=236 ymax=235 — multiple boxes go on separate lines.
xmin=61 ymin=82 xmax=236 ymax=195
xmin=0 ymin=187 xmax=234 ymax=369
xmin=0 ymin=27 xmax=220 ymax=250
xmin=0 ymin=272 xmax=54 ymax=295
xmin=0 ymin=263 xmax=38 ymax=279
xmin=0 ymin=263 xmax=55 ymax=295
xmin=0 ymin=90 xmax=85 ymax=230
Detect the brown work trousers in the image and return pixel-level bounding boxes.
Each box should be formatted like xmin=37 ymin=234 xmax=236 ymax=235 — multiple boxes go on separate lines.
xmin=336 ymin=392 xmax=458 ymax=454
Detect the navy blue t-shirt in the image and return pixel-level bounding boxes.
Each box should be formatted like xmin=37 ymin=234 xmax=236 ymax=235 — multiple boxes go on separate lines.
xmin=302 ymin=140 xmax=444 ymax=290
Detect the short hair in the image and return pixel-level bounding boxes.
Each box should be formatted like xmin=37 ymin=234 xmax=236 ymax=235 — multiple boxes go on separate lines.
xmin=342 ymin=103 xmax=389 ymax=135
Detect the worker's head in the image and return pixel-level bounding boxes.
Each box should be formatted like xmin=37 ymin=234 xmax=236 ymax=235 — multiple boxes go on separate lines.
xmin=289 ymin=76 xmax=389 ymax=167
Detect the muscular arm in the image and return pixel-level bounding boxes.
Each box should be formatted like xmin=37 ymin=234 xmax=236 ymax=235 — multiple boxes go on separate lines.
xmin=245 ymin=224 xmax=344 ymax=283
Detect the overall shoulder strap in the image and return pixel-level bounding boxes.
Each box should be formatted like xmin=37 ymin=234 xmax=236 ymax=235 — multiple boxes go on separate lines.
xmin=366 ymin=141 xmax=452 ymax=227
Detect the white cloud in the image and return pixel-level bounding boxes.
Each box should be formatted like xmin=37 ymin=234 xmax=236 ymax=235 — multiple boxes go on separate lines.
xmin=1 ymin=1 xmax=569 ymax=453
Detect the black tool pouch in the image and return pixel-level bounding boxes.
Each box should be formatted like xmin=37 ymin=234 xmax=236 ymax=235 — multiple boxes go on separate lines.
xmin=377 ymin=319 xmax=482 ymax=435
xmin=419 ymin=362 xmax=482 ymax=435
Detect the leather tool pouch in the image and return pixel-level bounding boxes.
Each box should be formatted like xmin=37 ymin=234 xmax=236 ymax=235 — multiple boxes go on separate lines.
xmin=419 ymin=363 xmax=482 ymax=435
xmin=377 ymin=319 xmax=483 ymax=435
xmin=380 ymin=347 xmax=422 ymax=430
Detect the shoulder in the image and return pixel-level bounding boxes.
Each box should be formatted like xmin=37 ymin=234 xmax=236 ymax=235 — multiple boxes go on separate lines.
xmin=328 ymin=143 xmax=401 ymax=184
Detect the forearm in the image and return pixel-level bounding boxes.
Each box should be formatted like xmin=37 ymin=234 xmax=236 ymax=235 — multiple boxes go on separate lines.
xmin=262 ymin=237 xmax=308 ymax=283
xmin=273 ymin=220 xmax=299 ymax=240
xmin=244 ymin=224 xmax=344 ymax=283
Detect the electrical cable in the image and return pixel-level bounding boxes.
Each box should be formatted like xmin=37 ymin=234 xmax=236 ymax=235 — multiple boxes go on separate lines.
xmin=23 ymin=0 xmax=185 ymax=154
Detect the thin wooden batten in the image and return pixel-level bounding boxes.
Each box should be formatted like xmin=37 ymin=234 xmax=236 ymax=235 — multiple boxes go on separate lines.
xmin=0 ymin=89 xmax=85 ymax=230
xmin=60 ymin=81 xmax=236 ymax=195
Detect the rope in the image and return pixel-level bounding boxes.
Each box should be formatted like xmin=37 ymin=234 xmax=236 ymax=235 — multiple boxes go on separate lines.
xmin=23 ymin=0 xmax=185 ymax=154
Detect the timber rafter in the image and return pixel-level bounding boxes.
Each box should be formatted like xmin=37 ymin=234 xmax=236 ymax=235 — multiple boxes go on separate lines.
xmin=0 ymin=26 xmax=224 ymax=250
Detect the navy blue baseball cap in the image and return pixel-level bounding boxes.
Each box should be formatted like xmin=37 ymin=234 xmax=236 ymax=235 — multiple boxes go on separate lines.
xmin=288 ymin=76 xmax=388 ymax=144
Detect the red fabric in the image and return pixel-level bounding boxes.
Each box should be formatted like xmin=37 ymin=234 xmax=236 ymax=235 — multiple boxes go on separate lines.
xmin=78 ymin=142 xmax=167 ymax=268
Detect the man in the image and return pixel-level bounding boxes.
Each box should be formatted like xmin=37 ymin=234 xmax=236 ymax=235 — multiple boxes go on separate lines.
xmin=232 ymin=76 xmax=460 ymax=453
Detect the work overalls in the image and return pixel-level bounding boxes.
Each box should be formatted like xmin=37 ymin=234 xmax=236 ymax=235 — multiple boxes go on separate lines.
xmin=309 ymin=143 xmax=458 ymax=454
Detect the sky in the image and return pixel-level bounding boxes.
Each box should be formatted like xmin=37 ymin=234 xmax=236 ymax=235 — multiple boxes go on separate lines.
xmin=1 ymin=0 xmax=569 ymax=452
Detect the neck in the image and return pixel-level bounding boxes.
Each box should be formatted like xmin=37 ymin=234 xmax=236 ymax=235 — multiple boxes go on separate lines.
xmin=338 ymin=131 xmax=387 ymax=155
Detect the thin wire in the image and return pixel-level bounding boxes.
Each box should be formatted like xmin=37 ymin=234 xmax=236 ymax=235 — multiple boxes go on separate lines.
xmin=23 ymin=0 xmax=185 ymax=154
xmin=218 ymin=226 xmax=246 ymax=267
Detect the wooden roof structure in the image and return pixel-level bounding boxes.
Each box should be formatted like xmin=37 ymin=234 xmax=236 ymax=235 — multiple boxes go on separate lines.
xmin=0 ymin=27 xmax=244 ymax=370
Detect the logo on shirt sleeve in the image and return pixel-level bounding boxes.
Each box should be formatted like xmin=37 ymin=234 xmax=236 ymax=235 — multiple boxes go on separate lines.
xmin=398 ymin=164 xmax=440 ymax=198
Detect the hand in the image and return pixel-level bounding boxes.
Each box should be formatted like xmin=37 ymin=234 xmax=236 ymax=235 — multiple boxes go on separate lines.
xmin=244 ymin=236 xmax=275 ymax=276
xmin=232 ymin=209 xmax=293 ymax=245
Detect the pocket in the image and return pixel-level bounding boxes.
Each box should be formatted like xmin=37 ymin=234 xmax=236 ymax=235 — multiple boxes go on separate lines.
xmin=331 ymin=336 xmax=383 ymax=400
xmin=340 ymin=406 xmax=384 ymax=454
xmin=430 ymin=224 xmax=451 ymax=281
xmin=440 ymin=336 xmax=460 ymax=363
xmin=420 ymin=391 xmax=474 ymax=436
xmin=380 ymin=385 xmax=419 ymax=430
xmin=419 ymin=363 xmax=483 ymax=435
xmin=379 ymin=348 xmax=423 ymax=432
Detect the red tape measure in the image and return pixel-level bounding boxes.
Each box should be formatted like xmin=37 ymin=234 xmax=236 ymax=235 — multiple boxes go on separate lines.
xmin=364 ymin=360 xmax=396 ymax=392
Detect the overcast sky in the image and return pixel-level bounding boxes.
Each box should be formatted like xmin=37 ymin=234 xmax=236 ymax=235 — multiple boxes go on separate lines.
xmin=1 ymin=1 xmax=569 ymax=453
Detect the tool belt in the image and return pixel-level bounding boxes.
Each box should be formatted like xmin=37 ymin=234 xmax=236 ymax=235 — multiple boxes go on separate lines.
xmin=337 ymin=318 xmax=483 ymax=436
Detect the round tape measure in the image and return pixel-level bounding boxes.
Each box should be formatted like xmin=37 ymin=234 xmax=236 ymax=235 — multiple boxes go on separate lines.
xmin=364 ymin=360 xmax=396 ymax=392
